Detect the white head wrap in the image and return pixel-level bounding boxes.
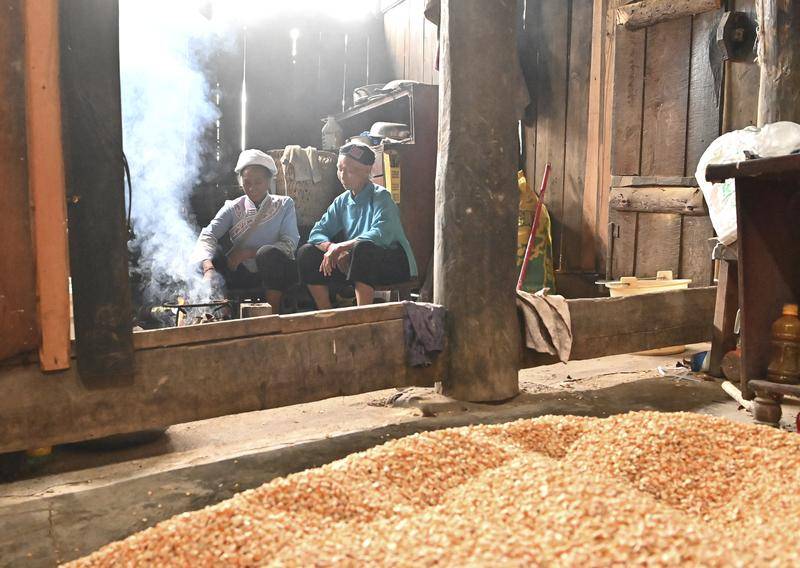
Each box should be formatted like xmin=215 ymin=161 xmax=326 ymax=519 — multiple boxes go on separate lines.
xmin=235 ymin=149 xmax=278 ymax=176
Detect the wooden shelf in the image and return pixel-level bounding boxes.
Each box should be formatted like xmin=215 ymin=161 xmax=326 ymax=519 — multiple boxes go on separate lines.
xmin=705 ymin=154 xmax=800 ymax=182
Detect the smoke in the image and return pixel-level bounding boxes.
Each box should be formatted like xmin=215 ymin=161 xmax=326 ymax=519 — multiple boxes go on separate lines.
xmin=120 ymin=0 xmax=231 ymax=306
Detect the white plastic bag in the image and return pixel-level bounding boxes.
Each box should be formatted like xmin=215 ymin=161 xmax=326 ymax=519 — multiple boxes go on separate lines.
xmin=695 ymin=121 xmax=800 ymax=245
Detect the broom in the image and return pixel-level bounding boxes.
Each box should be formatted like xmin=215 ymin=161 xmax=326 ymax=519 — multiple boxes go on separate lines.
xmin=517 ymin=163 xmax=552 ymax=291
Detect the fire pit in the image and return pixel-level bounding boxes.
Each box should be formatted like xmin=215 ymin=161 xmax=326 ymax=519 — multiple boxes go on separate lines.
xmin=161 ymin=299 xmax=232 ymax=327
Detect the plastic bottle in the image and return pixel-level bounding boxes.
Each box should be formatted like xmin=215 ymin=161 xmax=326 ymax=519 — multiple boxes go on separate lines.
xmin=766 ymin=303 xmax=800 ymax=384
xmin=321 ymin=115 xmax=343 ymax=151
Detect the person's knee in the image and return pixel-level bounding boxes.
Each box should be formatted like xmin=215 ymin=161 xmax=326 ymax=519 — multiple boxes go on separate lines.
xmin=256 ymin=245 xmax=282 ymax=263
xmin=297 ymin=243 xmax=322 ymax=281
xmin=348 ymin=241 xmax=383 ymax=287
xmin=351 ymin=240 xmax=378 ymax=255
xmin=350 ymin=240 xmax=380 ymax=266
xmin=297 ymin=243 xmax=317 ymax=266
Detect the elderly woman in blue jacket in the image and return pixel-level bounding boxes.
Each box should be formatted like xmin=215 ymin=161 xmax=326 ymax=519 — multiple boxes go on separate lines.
xmin=297 ymin=143 xmax=417 ymax=309
xmin=193 ymin=149 xmax=300 ymax=312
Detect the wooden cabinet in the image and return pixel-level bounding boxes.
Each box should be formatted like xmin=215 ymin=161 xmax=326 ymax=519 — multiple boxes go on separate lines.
xmin=334 ymin=84 xmax=439 ymax=284
xmin=707 ymin=155 xmax=800 ymax=402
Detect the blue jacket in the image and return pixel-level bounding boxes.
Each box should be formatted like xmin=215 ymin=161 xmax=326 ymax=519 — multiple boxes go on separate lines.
xmin=308 ymin=183 xmax=417 ymax=277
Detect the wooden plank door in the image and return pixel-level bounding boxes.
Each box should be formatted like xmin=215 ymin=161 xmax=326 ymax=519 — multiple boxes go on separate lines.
xmin=607 ymin=9 xmax=722 ymax=286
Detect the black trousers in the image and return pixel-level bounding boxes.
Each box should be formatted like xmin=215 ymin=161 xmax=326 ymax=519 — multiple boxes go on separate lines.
xmin=297 ymin=241 xmax=410 ymax=288
xmin=212 ymin=246 xmax=297 ymax=293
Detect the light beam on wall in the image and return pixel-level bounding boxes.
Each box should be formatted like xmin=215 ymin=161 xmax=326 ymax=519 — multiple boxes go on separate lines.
xmin=241 ymin=30 xmax=247 ymax=151
xmin=290 ymin=27 xmax=300 ymax=61
xmin=209 ymin=0 xmax=379 ymax=24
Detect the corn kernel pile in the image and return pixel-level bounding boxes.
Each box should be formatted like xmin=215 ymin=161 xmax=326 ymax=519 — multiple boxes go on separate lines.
xmin=69 ymin=412 xmax=800 ymax=566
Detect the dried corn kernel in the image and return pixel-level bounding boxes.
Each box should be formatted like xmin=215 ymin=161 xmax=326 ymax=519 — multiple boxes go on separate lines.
xmin=66 ymin=412 xmax=800 ymax=567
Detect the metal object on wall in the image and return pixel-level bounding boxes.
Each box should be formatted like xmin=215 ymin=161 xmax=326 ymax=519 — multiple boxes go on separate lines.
xmin=716 ymin=11 xmax=756 ymax=63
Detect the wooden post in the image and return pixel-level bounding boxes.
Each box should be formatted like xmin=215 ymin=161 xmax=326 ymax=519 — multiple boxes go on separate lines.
xmin=1 ymin=0 xmax=39 ymax=362
xmin=582 ymin=0 xmax=624 ymax=273
xmin=708 ymin=257 xmax=738 ymax=377
xmin=433 ymin=0 xmax=521 ymax=401
xmin=756 ymin=0 xmax=800 ymax=125
xmin=24 ymin=0 xmax=72 ymax=371
xmin=60 ymin=0 xmax=134 ymax=382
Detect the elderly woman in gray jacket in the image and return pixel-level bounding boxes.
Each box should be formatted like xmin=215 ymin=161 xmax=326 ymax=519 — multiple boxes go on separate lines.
xmin=192 ymin=149 xmax=299 ymax=312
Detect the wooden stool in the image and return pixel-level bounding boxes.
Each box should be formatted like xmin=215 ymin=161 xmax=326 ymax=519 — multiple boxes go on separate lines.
xmin=708 ymin=241 xmax=738 ymax=378
xmin=373 ymin=280 xmax=419 ymax=302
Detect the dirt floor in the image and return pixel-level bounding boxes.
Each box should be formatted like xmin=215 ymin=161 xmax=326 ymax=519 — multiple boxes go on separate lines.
xmin=1 ymin=343 xmax=798 ymax=566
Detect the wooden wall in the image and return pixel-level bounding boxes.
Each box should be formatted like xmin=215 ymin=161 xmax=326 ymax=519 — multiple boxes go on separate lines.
xmin=520 ymin=0 xmax=595 ymax=277
xmin=193 ymin=12 xmax=391 ymax=224
xmin=381 ymin=0 xmax=439 ymax=84
xmin=610 ymin=12 xmax=723 ymax=179
xmin=605 ymin=1 xmax=762 ymax=286
xmin=606 ymin=7 xmax=724 ymax=286
xmin=380 ymin=1 xmax=763 ymax=292
xmin=383 ymin=0 xmax=595 ymax=281
xmin=205 ymin=13 xmax=390 ymax=187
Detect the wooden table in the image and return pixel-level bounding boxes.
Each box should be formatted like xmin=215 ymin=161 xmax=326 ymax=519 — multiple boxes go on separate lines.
xmin=706 ymin=154 xmax=800 ymax=424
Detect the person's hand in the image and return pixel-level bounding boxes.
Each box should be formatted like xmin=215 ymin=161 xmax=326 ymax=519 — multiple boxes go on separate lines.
xmin=226 ymin=248 xmax=257 ymax=271
xmin=320 ymin=243 xmax=345 ymax=277
xmin=335 ymin=250 xmax=351 ymax=274
xmin=202 ymin=268 xmax=225 ymax=298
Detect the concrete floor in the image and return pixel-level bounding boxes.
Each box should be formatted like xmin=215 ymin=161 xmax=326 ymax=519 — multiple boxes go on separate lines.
xmin=1 ymin=343 xmax=798 ymax=566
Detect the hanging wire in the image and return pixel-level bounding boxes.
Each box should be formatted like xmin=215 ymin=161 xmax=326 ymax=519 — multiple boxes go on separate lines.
xmin=122 ymin=151 xmax=134 ymax=241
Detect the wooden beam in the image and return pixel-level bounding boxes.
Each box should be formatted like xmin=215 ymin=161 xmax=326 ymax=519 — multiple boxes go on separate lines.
xmin=0 ymin=318 xmax=441 ymax=454
xmin=24 ymin=0 xmax=72 ymax=371
xmin=612 ymin=175 xmax=699 ymax=187
xmin=609 ymin=186 xmax=708 ymax=215
xmin=756 ymin=0 xmax=800 ymax=125
xmin=434 ymin=0 xmax=520 ymax=401
xmin=596 ymin=0 xmax=626 ymax=273
xmin=521 ymin=286 xmax=716 ymax=367
xmin=277 ymin=303 xmax=406 ymax=334
xmin=0 ymin=0 xmax=39 ymax=362
xmin=616 ymin=0 xmax=721 ymax=30
xmin=60 ymin=0 xmax=134 ymax=381
xmin=530 ymin=0 xmax=570 ymax=266
xmin=581 ymin=0 xmax=614 ymax=272
xmin=562 ymin=0 xmax=595 ymax=272
xmin=133 ymin=303 xmax=407 ymax=350
xmin=134 ymin=315 xmax=283 ymax=351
